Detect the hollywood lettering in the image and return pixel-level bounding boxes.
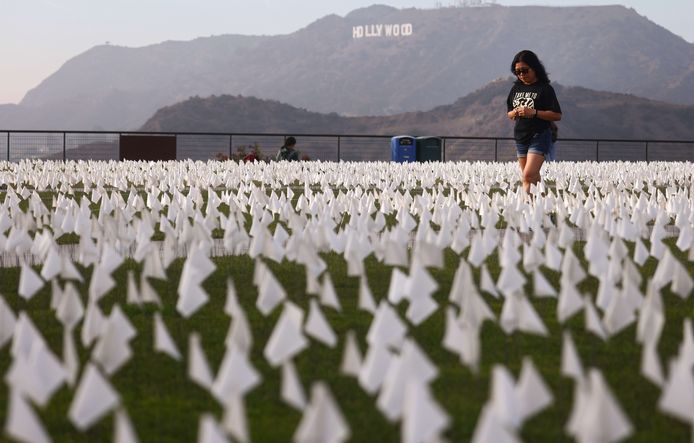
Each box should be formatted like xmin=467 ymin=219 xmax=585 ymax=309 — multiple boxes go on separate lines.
xmin=352 ymin=23 xmax=414 ymax=39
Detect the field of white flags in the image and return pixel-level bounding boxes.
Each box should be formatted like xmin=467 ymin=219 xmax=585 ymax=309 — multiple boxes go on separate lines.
xmin=0 ymin=158 xmax=693 ymax=443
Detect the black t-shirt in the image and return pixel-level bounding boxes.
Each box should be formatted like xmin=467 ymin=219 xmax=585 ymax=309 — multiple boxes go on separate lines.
xmin=507 ymin=82 xmax=562 ymax=144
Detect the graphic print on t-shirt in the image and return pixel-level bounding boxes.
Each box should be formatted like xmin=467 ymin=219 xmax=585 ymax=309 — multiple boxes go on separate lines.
xmin=512 ymin=91 xmax=538 ymax=109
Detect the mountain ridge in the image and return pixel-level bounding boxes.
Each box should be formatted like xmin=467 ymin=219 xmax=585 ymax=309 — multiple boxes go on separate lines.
xmin=140 ymin=78 xmax=694 ymax=140
xmin=4 ymin=4 xmax=694 ymax=130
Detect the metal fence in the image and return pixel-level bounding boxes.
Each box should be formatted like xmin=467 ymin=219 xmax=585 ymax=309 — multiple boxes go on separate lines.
xmin=1 ymin=130 xmax=693 ymax=162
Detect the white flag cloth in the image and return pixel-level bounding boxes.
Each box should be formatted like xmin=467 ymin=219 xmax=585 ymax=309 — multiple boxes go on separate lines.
xmin=224 ymin=278 xmax=240 ymax=317
xmin=197 ymin=414 xmax=230 ymax=443
xmin=384 ymin=240 xmax=410 ymax=268
xmin=88 ymin=265 xmax=115 ymax=302
xmin=366 ymin=301 xmax=407 ymax=350
xmin=188 ymin=332 xmax=214 ymax=391
xmin=358 ymin=275 xmax=377 ymax=314
xmin=176 ymin=281 xmax=210 ymax=319
xmin=567 ymin=369 xmax=633 ymax=443
xmin=99 ymin=243 xmax=124 ymax=274
xmin=140 ymin=274 xmax=162 ymax=306
xmin=387 ymin=268 xmax=410 ymax=305
xmin=225 ymin=305 xmax=254 ymax=354
xmin=561 ymin=331 xmax=585 ymax=382
xmin=557 ymin=279 xmax=584 ymax=323
xmin=320 ymin=273 xmax=342 ymax=311
xmin=658 ymin=355 xmax=694 ymax=424
xmin=50 ymin=280 xmax=63 ymax=311
xmin=671 ymin=262 xmax=694 ymax=299
xmin=293 ymin=382 xmax=350 ymax=443
xmin=489 ymin=365 xmax=521 ymax=430
xmin=461 ymin=323 xmax=484 ymax=373
xmin=358 ymin=343 xmax=394 ymax=394
xmin=281 ymin=360 xmax=307 ymax=411
xmin=450 ymin=260 xmax=477 ymax=306
xmin=213 ymin=344 xmax=261 ymax=403
xmin=263 ymin=302 xmax=308 ymax=367
xmin=405 ymin=265 xmax=439 ymax=325
xmin=12 ymin=312 xmax=44 ymax=360
xmin=143 ymin=249 xmax=167 ymax=280
xmin=516 ymin=357 xmax=554 ymax=423
xmin=496 ymin=265 xmax=526 ymax=298
xmin=0 ymin=294 xmax=17 ymax=348
xmin=59 ymin=256 xmax=84 ymax=284
xmin=471 ymin=404 xmax=521 ymax=443
xmin=56 ymin=283 xmax=84 ymax=330
xmin=500 ymin=293 xmax=548 ymax=336
xmin=5 ymin=339 xmax=67 ymax=407
xmin=222 ymin=394 xmax=249 ymax=443
xmin=603 ymin=291 xmax=637 ymax=337
xmin=255 ymin=267 xmax=287 ymax=316
xmin=340 ymin=330 xmax=363 ymax=377
xmin=18 ymin=264 xmax=44 ymax=300
xmin=480 ymin=264 xmax=500 ymax=298
xmin=126 ymin=272 xmax=142 ymax=306
xmin=177 ymin=248 xmax=215 ymax=317
xmin=91 ymin=306 xmax=136 ymax=375
xmin=533 ymin=270 xmax=557 ymax=298
xmin=304 ymin=299 xmax=337 ymax=347
xmin=377 ymin=339 xmax=439 ymax=422
xmin=584 ymin=295 xmax=607 ymax=340
xmin=63 ymin=328 xmax=79 ymax=387
xmin=5 ymin=390 xmax=52 ymax=443
xmin=40 ymin=246 xmax=62 ymax=281
xmin=641 ymin=341 xmax=664 ymax=387
xmin=544 ymin=240 xmax=563 ymax=271
xmin=561 ymin=249 xmax=586 ymax=285
xmin=154 ymin=312 xmax=182 ymax=361
xmin=114 ymin=409 xmax=140 ymax=443
xmin=81 ymin=301 xmax=105 ymax=348
xmin=633 ymin=238 xmax=649 ymax=266
xmin=68 ymin=363 xmax=121 ymax=431
xmin=401 ymin=381 xmax=450 ymax=443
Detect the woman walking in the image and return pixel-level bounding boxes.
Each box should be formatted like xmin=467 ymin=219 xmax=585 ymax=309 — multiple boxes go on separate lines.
xmin=507 ymin=50 xmax=562 ymax=194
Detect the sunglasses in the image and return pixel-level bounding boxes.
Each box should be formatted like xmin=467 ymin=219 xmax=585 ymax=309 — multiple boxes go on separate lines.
xmin=514 ymin=68 xmax=531 ymax=76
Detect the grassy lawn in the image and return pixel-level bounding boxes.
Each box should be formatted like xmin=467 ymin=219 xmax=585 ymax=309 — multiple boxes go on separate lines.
xmin=1 ymin=237 xmax=692 ymax=442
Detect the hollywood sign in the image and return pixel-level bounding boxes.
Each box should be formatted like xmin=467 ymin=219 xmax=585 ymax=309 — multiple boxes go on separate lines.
xmin=352 ymin=23 xmax=414 ymax=39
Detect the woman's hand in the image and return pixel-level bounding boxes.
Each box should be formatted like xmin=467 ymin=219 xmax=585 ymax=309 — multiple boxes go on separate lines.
xmin=516 ymin=107 xmax=537 ymax=118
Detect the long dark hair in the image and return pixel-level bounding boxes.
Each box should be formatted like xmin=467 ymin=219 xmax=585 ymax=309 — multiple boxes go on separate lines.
xmin=511 ymin=50 xmax=550 ymax=85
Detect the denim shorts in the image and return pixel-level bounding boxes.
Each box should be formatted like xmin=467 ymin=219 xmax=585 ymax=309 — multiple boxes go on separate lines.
xmin=516 ymin=128 xmax=552 ymax=158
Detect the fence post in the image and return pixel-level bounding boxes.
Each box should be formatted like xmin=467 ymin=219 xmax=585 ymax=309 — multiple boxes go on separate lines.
xmin=229 ymin=134 xmax=233 ymax=159
xmin=645 ymin=141 xmax=649 ymax=162
xmin=6 ymin=132 xmax=9 ymax=162
xmin=442 ymin=137 xmax=446 ymax=162
xmin=494 ymin=139 xmax=498 ymax=162
xmin=63 ymin=132 xmax=66 ymax=162
xmin=596 ymin=140 xmax=599 ymax=162
xmin=337 ymin=136 xmax=341 ymax=162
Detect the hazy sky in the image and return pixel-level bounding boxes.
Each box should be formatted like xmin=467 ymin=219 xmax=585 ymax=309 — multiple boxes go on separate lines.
xmin=1 ymin=0 xmax=692 ymax=104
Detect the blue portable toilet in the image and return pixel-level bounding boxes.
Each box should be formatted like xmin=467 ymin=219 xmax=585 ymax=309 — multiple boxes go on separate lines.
xmin=391 ymin=135 xmax=416 ymax=163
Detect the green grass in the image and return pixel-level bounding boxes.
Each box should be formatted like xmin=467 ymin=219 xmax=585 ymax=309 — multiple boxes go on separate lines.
xmin=0 ymin=238 xmax=692 ymax=442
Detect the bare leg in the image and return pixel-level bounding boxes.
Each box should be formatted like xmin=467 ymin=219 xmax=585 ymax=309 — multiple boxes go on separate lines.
xmin=517 ymin=156 xmax=527 ymax=193
xmin=521 ymin=153 xmax=545 ymax=194
xmin=517 ymin=156 xmax=527 ymax=172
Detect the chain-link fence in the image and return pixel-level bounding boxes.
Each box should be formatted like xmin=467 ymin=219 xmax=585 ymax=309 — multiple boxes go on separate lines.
xmin=1 ymin=130 xmax=692 ymax=162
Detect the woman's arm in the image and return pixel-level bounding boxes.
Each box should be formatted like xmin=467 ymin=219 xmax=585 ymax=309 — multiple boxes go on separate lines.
xmin=536 ymin=110 xmax=561 ymax=121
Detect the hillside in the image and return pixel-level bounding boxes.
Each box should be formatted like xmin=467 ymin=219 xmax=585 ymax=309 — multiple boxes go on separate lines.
xmin=4 ymin=4 xmax=694 ymax=130
xmin=140 ymin=79 xmax=694 ymax=140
